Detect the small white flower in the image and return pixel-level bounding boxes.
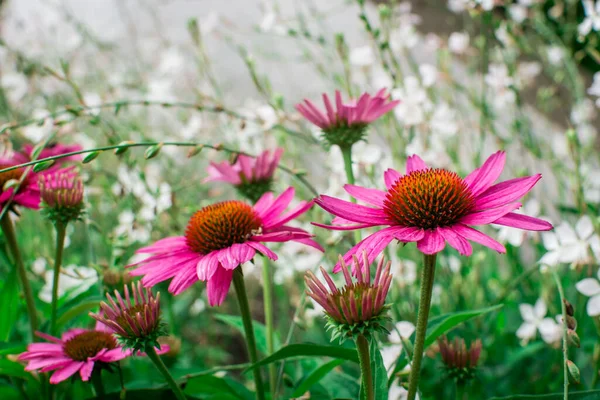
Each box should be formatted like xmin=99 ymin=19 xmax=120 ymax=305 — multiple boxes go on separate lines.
xmin=509 ymin=5 xmax=528 ymax=23
xmin=516 ymin=299 xmax=561 ymax=344
xmin=350 ymin=46 xmax=375 ymax=67
xmin=576 ymin=268 xmax=600 ymax=316
xmin=31 ymin=258 xmax=48 ymax=276
xmin=419 ymin=64 xmax=438 ymax=87
xmin=485 ymin=64 xmax=516 ymax=108
xmin=571 ymin=99 xmax=596 ymax=125
xmin=429 ymin=103 xmax=458 ymax=138
xmin=516 ymin=62 xmax=542 ymax=88
xmin=539 ymin=216 xmax=600 ymax=268
xmin=546 ymin=46 xmax=564 ymax=66
xmin=448 ymin=32 xmax=470 ymax=54
xmin=579 ymin=1 xmax=600 ymax=37
xmin=1 ymin=73 xmax=28 ymax=103
xmin=588 ymin=72 xmax=600 ymax=108
xmin=391 ymin=76 xmax=431 ymax=126
xmin=190 ymin=299 xmax=207 ymax=316
xmin=382 ymin=321 xmax=415 ymax=377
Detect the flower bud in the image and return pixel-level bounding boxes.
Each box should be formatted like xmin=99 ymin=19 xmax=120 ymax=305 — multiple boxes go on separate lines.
xmin=563 ymin=299 xmax=574 ymax=317
xmin=39 ymin=172 xmax=85 ymax=225
xmin=438 ymin=336 xmax=482 ymax=384
xmin=567 ymin=360 xmax=580 ymax=384
xmin=567 ymin=329 xmax=580 ymax=348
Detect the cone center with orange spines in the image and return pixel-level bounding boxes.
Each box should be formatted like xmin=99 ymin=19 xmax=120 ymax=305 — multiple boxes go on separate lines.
xmin=0 ymin=163 xmax=26 ymax=193
xmin=185 ymin=201 xmax=262 ymax=254
xmin=63 ymin=331 xmax=118 ymax=361
xmin=383 ymin=168 xmax=475 ymax=230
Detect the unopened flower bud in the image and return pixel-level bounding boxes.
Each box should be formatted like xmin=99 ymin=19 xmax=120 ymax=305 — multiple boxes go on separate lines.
xmin=567 ymin=360 xmax=580 ymax=384
xmin=438 ymin=336 xmax=482 ymax=384
xmin=565 ymin=315 xmax=577 ymax=330
xmin=563 ymin=299 xmax=574 ymax=317
xmin=39 ymin=172 xmax=85 ymax=225
xmin=567 ymin=329 xmax=580 ymax=348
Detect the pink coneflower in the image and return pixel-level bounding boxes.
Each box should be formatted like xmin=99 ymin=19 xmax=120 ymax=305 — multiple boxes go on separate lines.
xmin=314 ymin=151 xmax=552 ymax=272
xmin=305 ymin=251 xmax=392 ymax=342
xmin=17 ymin=323 xmax=131 ymax=384
xmin=0 ymin=150 xmax=76 ymax=212
xmin=129 ymin=187 xmax=323 ymax=306
xmin=296 ymin=89 xmax=399 ymax=148
xmin=204 ymin=148 xmax=284 ymax=202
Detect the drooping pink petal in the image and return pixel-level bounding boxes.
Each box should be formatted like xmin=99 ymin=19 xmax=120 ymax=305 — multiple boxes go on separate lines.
xmin=417 ymin=230 xmax=446 ymax=254
xmin=405 ymin=155 xmax=428 ymax=174
xmin=452 ymin=224 xmax=506 ymax=253
xmin=295 ymin=103 xmax=326 ymax=128
xmin=293 ymin=237 xmax=325 ymax=251
xmin=311 ymin=221 xmax=377 ymax=230
xmin=79 ymin=361 xmax=95 ymax=381
xmin=463 ymin=151 xmax=506 ymax=196
xmin=49 ymin=361 xmax=84 ymax=384
xmin=473 ymin=174 xmax=541 ymax=211
xmin=253 ymin=192 xmax=275 ymax=215
xmin=335 ymin=227 xmax=399 ymax=273
xmin=460 ymin=202 xmax=521 ymax=226
xmin=392 ymin=226 xmax=426 ymax=242
xmin=168 ymin=261 xmax=199 ymax=295
xmin=98 ymin=348 xmax=132 ymax=362
xmin=246 ymin=241 xmax=278 ymax=260
xmin=315 ymin=195 xmax=391 ymax=225
xmin=343 ymin=184 xmax=387 ymax=207
xmin=197 ymin=254 xmax=219 ymax=281
xmin=206 ymin=267 xmax=234 ymax=306
xmin=263 ymin=199 xmax=313 ymax=228
xmin=492 ymin=213 xmax=553 ymax=231
xmin=438 ymin=227 xmax=473 ymax=256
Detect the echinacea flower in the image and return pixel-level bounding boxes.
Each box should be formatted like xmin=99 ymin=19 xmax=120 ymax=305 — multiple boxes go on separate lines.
xmin=17 ymin=322 xmax=131 ymax=384
xmin=39 ymin=171 xmax=85 ymax=224
xmin=91 ymin=282 xmax=166 ymax=352
xmin=438 ymin=336 xmax=482 ymax=384
xmin=0 ymin=149 xmax=76 ymax=213
xmin=296 ymin=89 xmax=399 ymax=148
xmin=304 ymin=251 xmax=392 ymax=342
xmin=314 ymin=151 xmax=553 ymax=272
xmin=129 ymin=187 xmax=323 ymax=306
xmin=204 ymin=148 xmax=283 ymax=202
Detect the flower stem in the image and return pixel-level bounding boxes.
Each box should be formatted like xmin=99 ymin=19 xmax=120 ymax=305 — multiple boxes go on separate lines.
xmin=145 ymin=345 xmax=187 ymax=400
xmin=340 ymin=145 xmax=361 ymax=245
xmin=356 ymin=334 xmax=374 ymax=400
xmin=50 ymin=222 xmax=67 ymax=335
xmin=406 ymin=253 xmax=437 ymax=400
xmin=0 ymin=214 xmax=38 ymax=340
xmin=90 ymin=368 xmax=105 ymax=399
xmin=233 ymin=268 xmax=266 ymax=400
xmin=262 ymin=259 xmax=277 ymax=399
xmin=456 ymin=382 xmax=465 ymax=400
xmin=552 ymin=271 xmax=569 ymax=400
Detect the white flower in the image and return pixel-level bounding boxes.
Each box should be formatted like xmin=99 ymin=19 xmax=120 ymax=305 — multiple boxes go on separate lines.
xmin=546 ymin=46 xmax=564 ymax=66
xmin=485 ymin=64 xmax=516 ymax=108
xmin=382 ymin=321 xmax=415 ymax=376
xmin=350 ymin=46 xmax=375 ymax=67
xmin=495 ymin=200 xmax=541 ymax=247
xmin=39 ymin=266 xmax=98 ymax=303
xmin=576 ymin=268 xmax=600 ymax=316
xmin=509 ymin=5 xmax=528 ymax=23
xmin=588 ymin=72 xmax=600 ymax=108
xmin=31 ymin=258 xmax=47 ymax=276
xmin=516 ymin=299 xmax=561 ymax=344
xmin=540 ymin=216 xmax=600 ymax=268
xmin=180 ymin=115 xmax=203 ymax=140
xmin=391 ymin=76 xmax=431 ymax=126
xmin=448 ymin=0 xmax=469 ymax=13
xmin=579 ymin=1 xmax=600 ymax=37
xmin=419 ymin=64 xmax=438 ymax=87
xmin=429 ymin=103 xmax=458 ymax=138
xmin=516 ymin=62 xmax=542 ymax=88
xmin=389 ymin=385 xmax=419 ymax=400
xmin=571 ymin=99 xmax=596 ymax=125
xmin=1 ymin=73 xmax=28 ymax=103
xmin=448 ymin=32 xmax=470 ymax=54
xmin=190 ymin=299 xmax=207 ymax=316
xmin=22 ymin=109 xmax=53 ymax=143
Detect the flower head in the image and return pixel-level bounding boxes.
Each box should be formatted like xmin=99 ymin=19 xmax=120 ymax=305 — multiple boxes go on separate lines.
xmin=17 ymin=323 xmax=131 ymax=384
xmin=91 ymin=282 xmax=166 ymax=352
xmin=438 ymin=336 xmax=482 ymax=384
xmin=314 ymin=151 xmax=553 ymax=272
xmin=296 ymin=89 xmax=399 ymax=148
xmin=304 ymin=251 xmax=392 ymax=342
xmin=39 ymin=171 xmax=85 ymax=224
xmin=129 ymin=187 xmax=323 ymax=306
xmin=516 ymin=298 xmax=561 ymax=344
xmin=204 ymin=148 xmax=283 ymax=202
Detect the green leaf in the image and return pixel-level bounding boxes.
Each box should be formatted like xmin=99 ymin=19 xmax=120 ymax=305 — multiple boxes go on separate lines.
xmin=487 ymin=390 xmax=600 ymax=399
xmin=359 ymin=340 xmax=387 ymax=400
xmin=0 ymin=264 xmax=20 ymax=341
xmin=55 ymin=297 xmax=103 ymax=328
xmin=424 ymin=304 xmax=503 ymax=349
xmin=291 ymin=359 xmax=344 ymax=397
xmin=0 ymin=359 xmax=31 ymax=380
xmin=214 ymin=314 xmax=280 ymax=355
xmin=96 ymin=388 xmax=202 ymax=400
xmin=0 ymin=342 xmax=26 ymax=356
xmin=248 ymin=343 xmax=359 ymax=371
xmin=184 ymin=375 xmax=252 ymax=400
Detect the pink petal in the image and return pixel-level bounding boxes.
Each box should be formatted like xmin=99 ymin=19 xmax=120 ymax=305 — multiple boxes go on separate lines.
xmin=49 ymin=361 xmax=84 ymax=384
xmin=416 ymin=230 xmax=446 ymax=254
xmin=453 ymin=224 xmax=506 ymax=253
xmin=23 ymin=357 xmax=71 ymax=370
xmin=197 ymin=254 xmax=219 ymax=281
xmin=167 ymin=261 xmax=199 ymax=295
xmin=98 ymin=348 xmax=131 ymax=362
xmin=322 ymin=94 xmax=336 ymax=126
xmin=218 ymin=244 xmax=256 ymax=269
xmin=257 ymin=187 xmax=294 ymax=221
xmin=464 ymin=151 xmax=506 ymax=197
xmin=293 ymin=237 xmax=325 ymax=252
xmin=473 ymin=174 xmax=541 ymax=211
xmin=206 ymin=267 xmax=234 ymax=306
xmin=438 ymin=227 xmax=473 ymax=256
xmin=405 ymin=155 xmax=428 ymax=174
xmin=246 ymin=241 xmax=278 ymax=260
xmin=315 ymin=195 xmax=390 ymax=225
xmin=343 ymin=184 xmax=387 ymax=207
xmin=392 ymin=226 xmax=426 ymax=242
xmin=384 ymin=169 xmax=402 ymax=189
xmin=492 ymin=213 xmax=553 ymax=231
xmin=79 ymin=361 xmax=95 ymax=381
xmin=312 ymin=221 xmax=376 ymax=231
xmin=460 ymin=202 xmax=521 ymax=226
xmin=253 ymin=192 xmax=274 ymax=215
xmin=295 ymin=103 xmax=326 ymax=128
xmin=263 ymin=199 xmax=313 ymax=228
xmin=335 ymin=227 xmax=399 ymax=273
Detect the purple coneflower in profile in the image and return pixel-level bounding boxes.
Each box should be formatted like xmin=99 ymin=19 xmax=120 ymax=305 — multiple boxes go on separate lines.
xmin=39 ymin=171 xmax=85 ymax=224
xmin=204 ymin=148 xmax=284 ymax=202
xmin=129 ymin=187 xmax=323 ymax=306
xmin=314 ymin=151 xmax=553 ymax=272
xmin=296 ymin=89 xmax=399 ymax=148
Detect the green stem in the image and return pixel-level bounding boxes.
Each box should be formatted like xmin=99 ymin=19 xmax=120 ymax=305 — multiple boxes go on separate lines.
xmin=356 ymin=334 xmax=374 ymax=400
xmin=262 ymin=260 xmax=277 ymax=398
xmin=50 ymin=223 xmax=67 ymax=335
xmin=456 ymin=382 xmax=465 ymax=400
xmin=340 ymin=145 xmax=361 ymax=245
xmin=0 ymin=215 xmax=38 ymax=340
xmin=552 ymin=271 xmax=569 ymax=400
xmin=90 ymin=369 xmax=105 ymax=399
xmin=145 ymin=345 xmax=187 ymax=400
xmin=233 ymin=268 xmax=266 ymax=400
xmin=406 ymin=253 xmax=437 ymax=400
